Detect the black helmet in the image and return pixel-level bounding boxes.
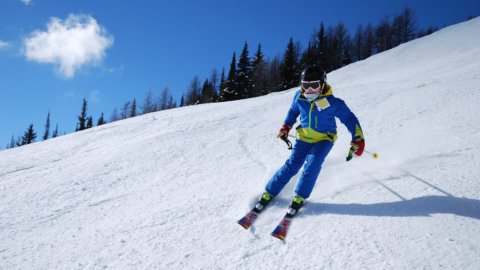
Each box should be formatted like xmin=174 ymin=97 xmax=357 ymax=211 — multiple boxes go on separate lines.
xmin=301 ymin=66 xmax=326 ymax=82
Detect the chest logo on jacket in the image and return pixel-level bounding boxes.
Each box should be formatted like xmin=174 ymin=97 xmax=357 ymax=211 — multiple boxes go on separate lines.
xmin=316 ymin=98 xmax=330 ymax=111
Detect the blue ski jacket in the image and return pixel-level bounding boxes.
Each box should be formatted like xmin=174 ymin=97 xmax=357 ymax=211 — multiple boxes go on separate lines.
xmin=284 ymin=84 xmax=364 ymax=143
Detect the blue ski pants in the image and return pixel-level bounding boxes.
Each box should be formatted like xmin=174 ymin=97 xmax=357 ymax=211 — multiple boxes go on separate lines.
xmin=265 ymin=140 xmax=334 ymax=199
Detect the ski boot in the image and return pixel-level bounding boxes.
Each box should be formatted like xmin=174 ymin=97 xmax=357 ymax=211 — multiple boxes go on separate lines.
xmin=253 ymin=191 xmax=274 ymax=213
xmin=286 ymin=195 xmax=304 ymax=218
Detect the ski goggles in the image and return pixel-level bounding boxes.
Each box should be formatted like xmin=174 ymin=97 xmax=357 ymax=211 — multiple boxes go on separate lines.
xmin=301 ymin=80 xmax=323 ymax=93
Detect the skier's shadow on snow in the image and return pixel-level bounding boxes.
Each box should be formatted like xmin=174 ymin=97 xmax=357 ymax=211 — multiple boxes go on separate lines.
xmin=287 ymin=195 xmax=480 ymax=220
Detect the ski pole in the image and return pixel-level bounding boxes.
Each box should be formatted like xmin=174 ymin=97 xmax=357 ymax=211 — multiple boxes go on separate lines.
xmin=346 ymin=147 xmax=379 ymax=161
xmin=364 ymin=150 xmax=379 ymax=159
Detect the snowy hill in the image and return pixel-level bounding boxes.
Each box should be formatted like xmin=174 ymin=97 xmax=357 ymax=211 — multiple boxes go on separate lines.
xmin=1 ymin=18 xmax=480 ymax=269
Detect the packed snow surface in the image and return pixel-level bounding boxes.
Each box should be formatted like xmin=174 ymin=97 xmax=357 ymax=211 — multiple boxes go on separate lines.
xmin=1 ymin=18 xmax=480 ymax=269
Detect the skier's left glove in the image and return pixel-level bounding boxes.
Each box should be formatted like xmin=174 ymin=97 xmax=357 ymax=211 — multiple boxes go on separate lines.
xmin=350 ymin=138 xmax=365 ymax=156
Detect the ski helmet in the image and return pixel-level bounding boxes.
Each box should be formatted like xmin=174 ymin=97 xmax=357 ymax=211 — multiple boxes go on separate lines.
xmin=300 ymin=65 xmax=327 ymax=83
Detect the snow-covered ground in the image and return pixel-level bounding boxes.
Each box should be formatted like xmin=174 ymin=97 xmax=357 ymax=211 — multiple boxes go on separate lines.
xmin=1 ymin=17 xmax=480 ymax=270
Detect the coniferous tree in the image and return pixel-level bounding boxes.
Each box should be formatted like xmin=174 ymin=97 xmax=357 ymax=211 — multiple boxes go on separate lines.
xmin=120 ymin=101 xmax=131 ymax=119
xmin=252 ymin=44 xmax=269 ymax=96
xmin=392 ymin=7 xmax=417 ymax=46
xmin=19 ymin=124 xmax=37 ymax=146
xmin=110 ymin=107 xmax=119 ymax=122
xmin=179 ymin=95 xmax=185 ymax=107
xmin=77 ymin=99 xmax=88 ymax=131
xmin=268 ymin=56 xmax=282 ymax=91
xmin=363 ymin=23 xmax=376 ymax=59
xmin=341 ymin=49 xmax=352 ymax=66
xmin=158 ymin=87 xmax=170 ymax=110
xmin=316 ymin=22 xmax=328 ymax=68
xmin=299 ymin=42 xmax=318 ymax=70
xmin=209 ymin=68 xmax=219 ymax=102
xmin=167 ymin=95 xmax=177 ymax=109
xmin=97 ymin=113 xmax=106 ymax=126
xmin=352 ymin=24 xmax=364 ymax=62
xmin=86 ymin=116 xmax=93 ymax=129
xmin=142 ymin=90 xmax=156 ymax=114
xmin=200 ymin=79 xmax=215 ymax=103
xmin=218 ymin=68 xmax=226 ymax=101
xmin=186 ymin=76 xmax=201 ymax=105
xmin=130 ymin=99 xmax=137 ymax=117
xmin=236 ymin=41 xmax=254 ymax=98
xmin=222 ymin=53 xmax=237 ymax=101
xmin=43 ymin=111 xmax=51 ymax=140
xmin=329 ymin=22 xmax=351 ymax=69
xmin=52 ymin=124 xmax=59 ymax=138
xmin=8 ymin=134 xmax=15 ymax=149
xmin=376 ymin=16 xmax=393 ymax=53
xmin=280 ymin=38 xmax=300 ymax=90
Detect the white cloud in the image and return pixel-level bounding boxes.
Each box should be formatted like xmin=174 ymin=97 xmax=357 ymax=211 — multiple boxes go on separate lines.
xmin=0 ymin=40 xmax=10 ymax=49
xmin=21 ymin=0 xmax=32 ymax=5
xmin=23 ymin=14 xmax=114 ymax=78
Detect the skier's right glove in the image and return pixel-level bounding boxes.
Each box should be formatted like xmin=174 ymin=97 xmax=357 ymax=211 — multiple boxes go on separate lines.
xmin=277 ymin=124 xmax=291 ymax=139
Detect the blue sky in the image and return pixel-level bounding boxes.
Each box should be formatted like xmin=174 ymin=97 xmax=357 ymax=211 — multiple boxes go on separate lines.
xmin=1 ymin=0 xmax=479 ymax=148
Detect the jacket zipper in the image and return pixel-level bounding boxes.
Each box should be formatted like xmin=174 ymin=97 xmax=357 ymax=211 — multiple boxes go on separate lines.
xmin=309 ymin=102 xmax=314 ymax=143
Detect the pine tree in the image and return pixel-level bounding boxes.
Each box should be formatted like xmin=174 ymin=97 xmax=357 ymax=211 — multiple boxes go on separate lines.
xmin=363 ymin=23 xmax=376 ymax=59
xmin=86 ymin=116 xmax=93 ymax=128
xmin=352 ymin=24 xmax=364 ymax=62
xmin=268 ymin=56 xmax=282 ymax=92
xmin=43 ymin=111 xmax=51 ymax=140
xmin=392 ymin=7 xmax=417 ymax=46
xmin=317 ymin=22 xmax=327 ymax=67
xmin=142 ymin=90 xmax=156 ymax=114
xmin=236 ymin=41 xmax=254 ymax=98
xmin=52 ymin=124 xmax=59 ymax=138
xmin=218 ymin=68 xmax=226 ymax=102
xmin=222 ymin=53 xmax=237 ymax=101
xmin=252 ymin=44 xmax=269 ymax=96
xmin=8 ymin=134 xmax=15 ymax=149
xmin=167 ymin=95 xmax=176 ymax=109
xmin=19 ymin=124 xmax=37 ymax=146
xmin=97 ymin=113 xmax=106 ymax=126
xmin=299 ymin=42 xmax=318 ymax=70
xmin=77 ymin=99 xmax=88 ymax=131
xmin=280 ymin=38 xmax=300 ymax=90
xmin=120 ymin=101 xmax=131 ymax=119
xmin=180 ymin=95 xmax=184 ymax=107
xmin=159 ymin=87 xmax=170 ymax=110
xmin=130 ymin=99 xmax=137 ymax=117
xmin=209 ymin=68 xmax=219 ymax=101
xmin=376 ymin=16 xmax=393 ymax=53
xmin=110 ymin=108 xmax=119 ymax=122
xmin=186 ymin=76 xmax=201 ymax=105
xmin=200 ymin=79 xmax=214 ymax=103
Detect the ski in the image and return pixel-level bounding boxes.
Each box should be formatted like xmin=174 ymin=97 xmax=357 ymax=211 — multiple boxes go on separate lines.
xmin=237 ymin=211 xmax=259 ymax=230
xmin=271 ymin=196 xmax=304 ymax=241
xmin=238 ymin=192 xmax=273 ymax=230
xmin=271 ymin=214 xmax=293 ymax=241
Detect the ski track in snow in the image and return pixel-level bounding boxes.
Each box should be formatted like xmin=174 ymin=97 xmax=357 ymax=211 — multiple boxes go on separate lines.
xmin=1 ymin=18 xmax=480 ymax=270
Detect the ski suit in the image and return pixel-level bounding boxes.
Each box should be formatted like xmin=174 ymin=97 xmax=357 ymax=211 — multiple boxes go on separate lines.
xmin=265 ymin=85 xmax=364 ymax=199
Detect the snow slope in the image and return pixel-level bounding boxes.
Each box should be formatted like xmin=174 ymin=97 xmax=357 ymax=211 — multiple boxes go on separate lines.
xmin=1 ymin=18 xmax=480 ymax=270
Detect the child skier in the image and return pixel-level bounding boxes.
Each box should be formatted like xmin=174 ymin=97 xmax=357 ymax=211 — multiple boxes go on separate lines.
xmin=255 ymin=65 xmax=365 ymax=218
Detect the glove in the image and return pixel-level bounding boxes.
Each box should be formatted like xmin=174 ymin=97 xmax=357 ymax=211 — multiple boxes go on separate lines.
xmin=351 ymin=139 xmax=365 ymax=156
xmin=277 ymin=124 xmax=291 ymax=139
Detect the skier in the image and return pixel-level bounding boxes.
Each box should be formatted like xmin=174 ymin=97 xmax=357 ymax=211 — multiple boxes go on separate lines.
xmin=255 ymin=65 xmax=365 ymax=218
